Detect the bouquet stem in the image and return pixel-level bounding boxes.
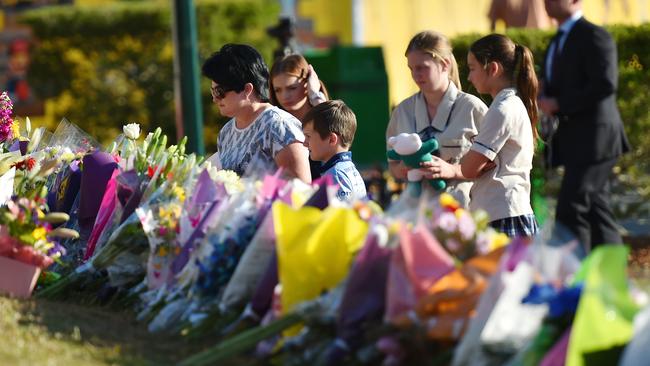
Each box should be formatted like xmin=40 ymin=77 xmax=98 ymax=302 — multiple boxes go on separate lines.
xmin=178 ymin=313 xmax=303 ymax=366
xmin=182 ymin=308 xmax=239 ymax=340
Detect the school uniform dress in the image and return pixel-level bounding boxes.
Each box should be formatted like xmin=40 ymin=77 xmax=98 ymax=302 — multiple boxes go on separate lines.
xmin=469 ymin=88 xmax=538 ymax=237
xmin=386 ymin=82 xmax=488 ymax=207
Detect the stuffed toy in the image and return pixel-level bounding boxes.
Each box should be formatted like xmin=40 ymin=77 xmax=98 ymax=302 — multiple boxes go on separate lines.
xmin=387 ymin=133 xmax=446 ymax=193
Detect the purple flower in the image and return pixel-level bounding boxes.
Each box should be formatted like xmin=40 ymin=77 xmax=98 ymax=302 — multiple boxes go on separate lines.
xmin=47 ymin=241 xmax=66 ymax=257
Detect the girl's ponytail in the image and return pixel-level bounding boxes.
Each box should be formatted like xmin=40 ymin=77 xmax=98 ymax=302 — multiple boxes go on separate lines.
xmin=470 ymin=34 xmax=540 ymax=145
xmin=514 ymin=44 xmax=539 ymax=142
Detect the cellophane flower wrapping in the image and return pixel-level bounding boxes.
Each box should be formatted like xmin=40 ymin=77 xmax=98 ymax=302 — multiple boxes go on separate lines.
xmin=136 ymin=182 xmax=186 ymax=290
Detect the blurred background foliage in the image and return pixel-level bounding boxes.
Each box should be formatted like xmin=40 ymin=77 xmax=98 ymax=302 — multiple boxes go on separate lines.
xmin=20 ymin=0 xmax=279 ymax=152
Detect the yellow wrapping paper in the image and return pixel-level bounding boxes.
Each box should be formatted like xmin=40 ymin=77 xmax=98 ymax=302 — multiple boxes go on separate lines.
xmin=273 ymin=202 xmax=369 ymax=319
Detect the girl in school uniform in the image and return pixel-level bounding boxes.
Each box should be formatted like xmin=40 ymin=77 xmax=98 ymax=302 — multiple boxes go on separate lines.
xmin=386 ymin=31 xmax=488 ymax=208
xmin=422 ymin=34 xmax=539 ymax=238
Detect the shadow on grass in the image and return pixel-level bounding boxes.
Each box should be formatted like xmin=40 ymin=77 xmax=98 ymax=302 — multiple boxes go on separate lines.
xmin=14 ymin=297 xmax=216 ymax=365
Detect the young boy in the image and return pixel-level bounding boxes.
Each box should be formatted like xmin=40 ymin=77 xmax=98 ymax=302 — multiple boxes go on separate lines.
xmin=302 ymin=100 xmax=367 ymax=202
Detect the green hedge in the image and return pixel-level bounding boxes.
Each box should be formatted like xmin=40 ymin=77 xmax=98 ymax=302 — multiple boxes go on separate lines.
xmin=451 ymin=25 xmax=650 ymax=211
xmin=20 ymin=0 xmax=280 ymax=151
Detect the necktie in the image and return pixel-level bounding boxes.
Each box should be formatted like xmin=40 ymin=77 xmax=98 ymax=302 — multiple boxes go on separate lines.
xmin=550 ymin=30 xmax=564 ymax=82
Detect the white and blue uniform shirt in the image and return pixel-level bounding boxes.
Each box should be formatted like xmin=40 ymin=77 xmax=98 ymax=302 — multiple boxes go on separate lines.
xmin=321 ymin=152 xmax=367 ymax=202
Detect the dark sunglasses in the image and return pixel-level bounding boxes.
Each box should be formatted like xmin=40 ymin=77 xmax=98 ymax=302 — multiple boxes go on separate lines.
xmin=211 ymin=85 xmax=234 ymax=99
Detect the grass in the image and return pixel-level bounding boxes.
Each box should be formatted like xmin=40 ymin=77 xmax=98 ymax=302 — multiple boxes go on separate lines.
xmin=0 ymin=296 xmax=217 ymax=366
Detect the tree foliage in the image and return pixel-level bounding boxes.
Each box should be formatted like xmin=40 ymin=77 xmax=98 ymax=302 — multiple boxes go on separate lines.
xmin=20 ymin=0 xmax=280 ymax=151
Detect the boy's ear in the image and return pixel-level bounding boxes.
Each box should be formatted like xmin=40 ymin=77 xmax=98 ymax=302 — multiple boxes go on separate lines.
xmin=328 ymin=132 xmax=339 ymax=146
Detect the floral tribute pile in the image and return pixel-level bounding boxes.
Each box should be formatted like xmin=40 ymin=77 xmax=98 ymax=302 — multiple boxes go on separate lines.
xmin=0 ymin=90 xmax=647 ymax=366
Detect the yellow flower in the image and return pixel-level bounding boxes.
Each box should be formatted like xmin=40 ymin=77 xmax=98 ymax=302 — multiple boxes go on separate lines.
xmin=158 ymin=203 xmax=181 ymax=224
xmin=439 ymin=192 xmax=460 ymax=211
xmin=388 ymin=221 xmax=402 ymax=235
xmin=489 ymin=232 xmax=510 ymax=251
xmin=454 ymin=208 xmax=466 ymax=219
xmin=11 ymin=120 xmax=20 ymax=138
xmin=158 ymin=246 xmax=168 ymax=257
xmin=32 ymin=227 xmax=47 ymax=241
xmin=172 ymin=185 xmax=186 ymax=202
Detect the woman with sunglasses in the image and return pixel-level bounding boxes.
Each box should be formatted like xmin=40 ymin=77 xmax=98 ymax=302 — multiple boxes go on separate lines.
xmin=269 ymin=54 xmax=329 ymax=179
xmin=202 ymin=44 xmax=311 ymax=182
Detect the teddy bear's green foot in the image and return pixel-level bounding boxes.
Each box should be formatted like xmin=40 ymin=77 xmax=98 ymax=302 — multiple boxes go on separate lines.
xmin=429 ymin=179 xmax=446 ymax=191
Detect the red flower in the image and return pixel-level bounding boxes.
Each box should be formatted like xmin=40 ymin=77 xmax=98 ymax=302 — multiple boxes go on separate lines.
xmin=25 ymin=157 xmax=36 ymax=170
xmin=147 ymin=165 xmax=158 ymax=178
xmin=10 ymin=157 xmax=36 ymax=171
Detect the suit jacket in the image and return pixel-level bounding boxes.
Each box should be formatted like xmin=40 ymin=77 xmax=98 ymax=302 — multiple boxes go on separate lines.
xmin=542 ymin=17 xmax=630 ymax=167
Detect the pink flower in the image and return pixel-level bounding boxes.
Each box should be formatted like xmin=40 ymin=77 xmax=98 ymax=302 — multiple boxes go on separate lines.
xmin=436 ymin=211 xmax=458 ymax=233
xmin=458 ymin=212 xmax=477 ymax=241
xmin=189 ymin=214 xmax=201 ymax=228
xmin=446 ymin=238 xmax=461 ymax=252
xmin=476 ymin=231 xmax=491 ymax=255
xmin=0 ymin=91 xmax=14 ymax=142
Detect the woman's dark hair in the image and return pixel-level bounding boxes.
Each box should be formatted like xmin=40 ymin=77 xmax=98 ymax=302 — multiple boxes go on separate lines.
xmin=470 ymin=34 xmax=539 ymax=142
xmin=269 ymin=54 xmax=329 ymax=108
xmin=201 ymin=44 xmax=270 ymax=102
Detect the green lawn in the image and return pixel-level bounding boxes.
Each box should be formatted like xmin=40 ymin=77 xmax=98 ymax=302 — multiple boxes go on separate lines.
xmin=0 ymin=297 xmax=209 ymax=366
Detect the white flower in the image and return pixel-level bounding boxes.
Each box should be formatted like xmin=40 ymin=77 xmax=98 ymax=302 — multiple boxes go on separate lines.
xmin=59 ymin=147 xmax=75 ymax=162
xmin=123 ymin=123 xmax=141 ymax=140
xmin=136 ymin=207 xmax=158 ymax=234
xmin=209 ymin=169 xmax=243 ymax=194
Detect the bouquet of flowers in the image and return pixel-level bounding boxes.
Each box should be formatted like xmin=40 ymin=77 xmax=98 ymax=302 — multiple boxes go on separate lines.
xmin=0 ymin=196 xmax=76 ymax=269
xmin=137 ymin=197 xmax=184 ymax=289
xmin=37 ymin=125 xmax=196 ymax=300
xmin=429 ymin=193 xmax=509 ymax=261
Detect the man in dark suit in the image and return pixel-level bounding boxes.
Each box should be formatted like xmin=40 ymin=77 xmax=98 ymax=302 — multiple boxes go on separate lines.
xmin=539 ymin=0 xmax=630 ymax=252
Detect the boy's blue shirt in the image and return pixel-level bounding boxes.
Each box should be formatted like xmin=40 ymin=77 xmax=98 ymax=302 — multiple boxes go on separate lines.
xmin=320 ymin=151 xmax=367 ymax=202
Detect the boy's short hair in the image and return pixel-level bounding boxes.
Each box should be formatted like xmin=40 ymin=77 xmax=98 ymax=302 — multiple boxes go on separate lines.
xmin=201 ymin=43 xmax=270 ymax=102
xmin=302 ymin=100 xmax=357 ymax=148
